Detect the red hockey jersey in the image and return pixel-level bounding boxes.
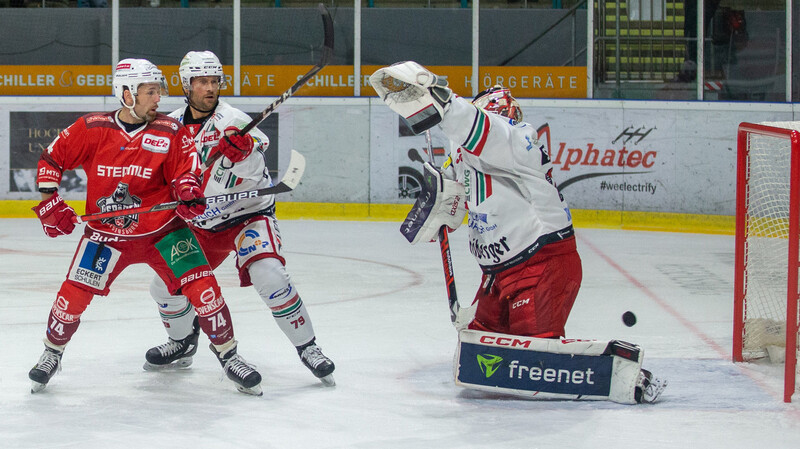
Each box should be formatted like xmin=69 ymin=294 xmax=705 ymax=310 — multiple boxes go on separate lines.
xmin=37 ymin=111 xmax=198 ymax=239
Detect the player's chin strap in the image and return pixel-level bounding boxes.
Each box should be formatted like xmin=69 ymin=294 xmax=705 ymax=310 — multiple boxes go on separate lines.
xmin=122 ymin=97 xmax=145 ymax=122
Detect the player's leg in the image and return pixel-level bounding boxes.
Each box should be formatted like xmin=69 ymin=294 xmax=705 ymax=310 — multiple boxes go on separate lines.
xmin=247 ymin=257 xmax=335 ymax=385
xmin=29 ymin=237 xmax=126 ymax=393
xmin=503 ymin=240 xmax=666 ymax=402
xmin=467 ymin=273 xmax=509 ymax=334
xmin=236 ymin=216 xmax=335 ymax=385
xmin=29 ymin=282 xmax=94 ymax=393
xmin=152 ymin=226 xmax=262 ymax=395
xmin=142 ymin=275 xmax=199 ymax=370
xmin=143 ymin=224 xmax=229 ymax=370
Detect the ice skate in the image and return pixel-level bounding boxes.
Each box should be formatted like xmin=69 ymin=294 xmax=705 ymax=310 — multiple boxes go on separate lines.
xmin=298 ymin=340 xmax=336 ymax=386
xmin=29 ymin=345 xmax=63 ymax=393
xmin=210 ymin=341 xmax=263 ymax=396
xmin=143 ymin=316 xmax=200 ymax=371
xmin=635 ymin=369 xmax=667 ymax=403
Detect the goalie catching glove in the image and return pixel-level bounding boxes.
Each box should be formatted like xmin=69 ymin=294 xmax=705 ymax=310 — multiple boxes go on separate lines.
xmin=370 ymin=61 xmax=452 ymax=134
xmin=400 ymin=162 xmax=467 ymax=244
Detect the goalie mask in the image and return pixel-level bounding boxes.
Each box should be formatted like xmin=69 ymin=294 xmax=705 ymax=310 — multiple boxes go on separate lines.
xmin=472 ymin=85 xmax=523 ymax=124
xmin=179 ymin=51 xmax=228 ymax=92
xmin=112 ymin=58 xmax=168 ymax=117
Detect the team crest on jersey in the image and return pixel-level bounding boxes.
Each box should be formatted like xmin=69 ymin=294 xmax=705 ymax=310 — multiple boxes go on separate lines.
xmin=142 ymin=133 xmax=170 ymax=154
xmin=96 ymin=182 xmax=142 ymax=230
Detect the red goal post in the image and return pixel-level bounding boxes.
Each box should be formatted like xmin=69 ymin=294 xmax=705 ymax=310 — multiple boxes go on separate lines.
xmin=734 ymin=121 xmax=800 ymax=403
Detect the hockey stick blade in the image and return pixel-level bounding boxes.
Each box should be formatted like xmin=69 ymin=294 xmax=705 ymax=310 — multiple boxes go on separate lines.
xmin=203 ymin=4 xmax=334 ymax=169
xmin=75 ymin=150 xmax=305 ymax=224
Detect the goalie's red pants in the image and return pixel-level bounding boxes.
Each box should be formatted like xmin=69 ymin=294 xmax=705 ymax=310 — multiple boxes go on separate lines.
xmin=468 ymin=236 xmax=582 ymax=338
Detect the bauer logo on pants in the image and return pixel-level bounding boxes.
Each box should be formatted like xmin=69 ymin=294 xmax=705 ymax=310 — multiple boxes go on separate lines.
xmin=457 ymin=342 xmax=613 ymax=396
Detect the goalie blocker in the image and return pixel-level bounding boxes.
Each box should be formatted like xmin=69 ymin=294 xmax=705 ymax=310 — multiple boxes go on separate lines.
xmin=455 ymin=329 xmax=646 ymax=404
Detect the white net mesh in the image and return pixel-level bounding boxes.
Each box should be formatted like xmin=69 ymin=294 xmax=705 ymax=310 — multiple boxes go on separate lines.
xmin=741 ymin=121 xmax=800 ymax=366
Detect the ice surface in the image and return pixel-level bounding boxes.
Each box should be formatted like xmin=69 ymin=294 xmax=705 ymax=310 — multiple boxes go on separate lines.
xmin=1 ymin=219 xmax=799 ymax=448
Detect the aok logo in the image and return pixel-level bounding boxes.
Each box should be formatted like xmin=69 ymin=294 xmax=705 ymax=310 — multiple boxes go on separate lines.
xmin=477 ymin=354 xmax=503 ymax=378
xmin=170 ymin=238 xmax=199 ymax=263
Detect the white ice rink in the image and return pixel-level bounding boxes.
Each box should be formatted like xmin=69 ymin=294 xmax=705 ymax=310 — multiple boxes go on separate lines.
xmin=1 ymin=218 xmax=799 ymax=448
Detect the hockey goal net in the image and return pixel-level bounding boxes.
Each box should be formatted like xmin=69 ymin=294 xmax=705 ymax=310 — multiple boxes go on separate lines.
xmin=734 ymin=121 xmax=800 ymax=403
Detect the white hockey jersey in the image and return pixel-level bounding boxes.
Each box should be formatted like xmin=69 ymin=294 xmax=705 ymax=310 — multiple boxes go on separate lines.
xmin=169 ymin=100 xmax=273 ymax=230
xmin=439 ymin=96 xmax=574 ymax=273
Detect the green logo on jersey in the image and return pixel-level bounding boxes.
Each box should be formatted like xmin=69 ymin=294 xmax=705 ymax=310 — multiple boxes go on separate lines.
xmin=477 ymin=354 xmax=503 ymax=378
xmin=155 ymin=227 xmax=207 ymax=277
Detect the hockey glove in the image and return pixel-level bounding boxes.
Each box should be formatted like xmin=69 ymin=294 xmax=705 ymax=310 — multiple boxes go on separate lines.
xmin=170 ymin=172 xmax=206 ymax=221
xmin=400 ymin=162 xmax=467 ymax=244
xmin=32 ymin=192 xmax=77 ymax=238
xmin=370 ymin=61 xmax=452 ymax=135
xmin=217 ymin=126 xmax=254 ymax=164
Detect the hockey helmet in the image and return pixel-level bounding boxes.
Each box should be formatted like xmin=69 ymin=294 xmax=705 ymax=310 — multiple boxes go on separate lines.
xmin=472 ymin=85 xmax=523 ymax=124
xmin=112 ymin=58 xmax=168 ymax=106
xmin=179 ymin=51 xmax=227 ymax=91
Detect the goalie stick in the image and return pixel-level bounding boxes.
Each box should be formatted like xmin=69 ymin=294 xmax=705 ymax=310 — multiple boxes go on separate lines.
xmin=74 ymin=150 xmax=305 ymax=224
xmin=424 ymin=130 xmax=462 ymax=325
xmin=202 ymin=3 xmax=334 ymax=169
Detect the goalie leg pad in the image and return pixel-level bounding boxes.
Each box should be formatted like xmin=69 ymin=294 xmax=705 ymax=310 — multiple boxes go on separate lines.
xmin=454 ymin=329 xmax=643 ymax=404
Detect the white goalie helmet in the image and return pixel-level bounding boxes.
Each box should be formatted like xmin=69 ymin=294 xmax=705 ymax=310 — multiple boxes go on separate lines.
xmin=112 ymin=58 xmax=168 ymax=106
xmin=179 ymin=51 xmax=227 ymax=91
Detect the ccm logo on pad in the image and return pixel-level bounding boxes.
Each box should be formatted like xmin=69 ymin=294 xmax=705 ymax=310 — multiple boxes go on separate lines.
xmin=142 ymin=134 xmax=170 ymax=154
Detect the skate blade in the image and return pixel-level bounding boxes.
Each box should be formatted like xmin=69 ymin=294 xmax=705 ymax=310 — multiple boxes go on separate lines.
xmin=30 ymin=381 xmax=47 ymax=394
xmin=142 ymin=357 xmax=193 ymax=372
xmin=236 ymin=384 xmax=263 ymax=396
xmin=319 ymin=374 xmax=336 ymax=387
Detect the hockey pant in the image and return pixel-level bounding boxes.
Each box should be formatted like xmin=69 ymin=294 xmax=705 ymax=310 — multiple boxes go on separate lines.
xmin=151 ymin=216 xmax=316 ymax=347
xmin=469 ymin=236 xmax=582 ymax=338
xmin=44 ymin=227 xmax=235 ymax=348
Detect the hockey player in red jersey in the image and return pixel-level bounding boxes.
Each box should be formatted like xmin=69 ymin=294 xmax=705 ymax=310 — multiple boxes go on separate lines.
xmin=28 ymin=58 xmax=263 ymax=396
xmin=140 ymin=51 xmax=335 ymax=385
xmin=371 ymin=61 xmax=666 ymax=404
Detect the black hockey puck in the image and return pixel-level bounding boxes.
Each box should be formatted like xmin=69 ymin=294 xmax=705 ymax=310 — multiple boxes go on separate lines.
xmin=622 ymin=311 xmax=637 ymax=327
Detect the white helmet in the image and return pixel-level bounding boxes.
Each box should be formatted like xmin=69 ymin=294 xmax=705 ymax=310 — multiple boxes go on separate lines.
xmin=112 ymin=58 xmax=168 ymax=106
xmin=179 ymin=51 xmax=227 ymax=91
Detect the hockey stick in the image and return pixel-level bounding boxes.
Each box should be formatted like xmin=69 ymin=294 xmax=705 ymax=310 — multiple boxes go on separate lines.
xmin=74 ymin=149 xmax=305 ymax=224
xmin=203 ymin=3 xmax=334 ymax=169
xmin=424 ymin=130 xmax=461 ymax=324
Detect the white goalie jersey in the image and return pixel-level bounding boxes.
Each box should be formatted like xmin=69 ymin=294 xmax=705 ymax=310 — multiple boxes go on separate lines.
xmin=169 ymin=100 xmax=274 ymax=230
xmin=439 ymin=96 xmax=574 ymax=273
